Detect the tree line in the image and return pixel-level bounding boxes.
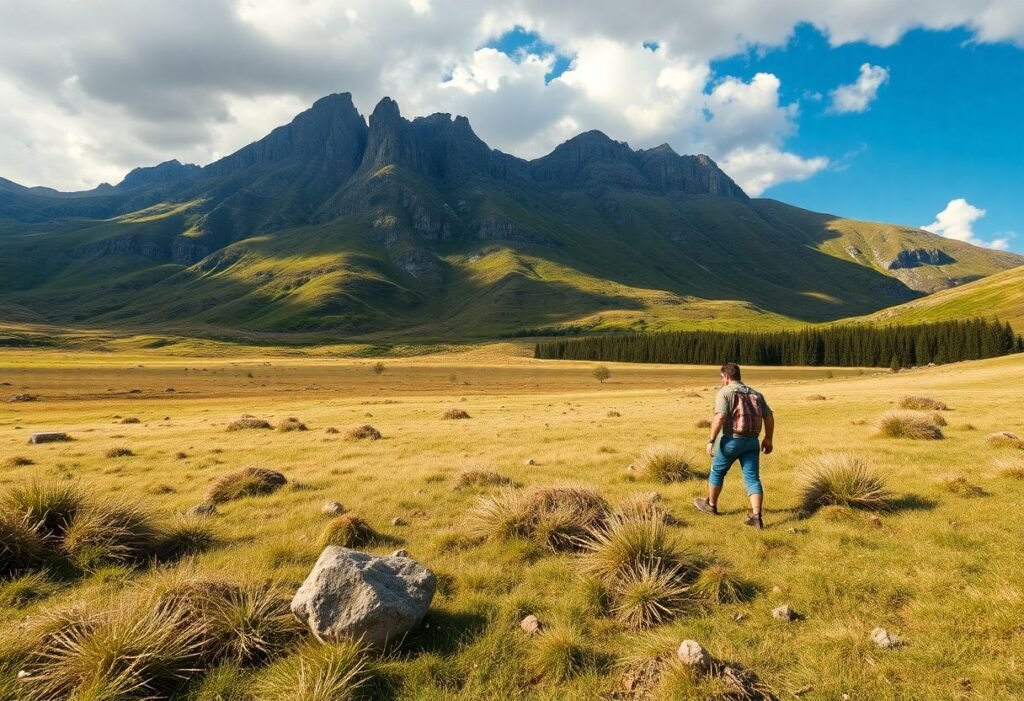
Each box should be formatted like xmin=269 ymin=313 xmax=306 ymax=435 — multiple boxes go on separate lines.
xmin=533 ymin=319 xmax=1023 ymax=368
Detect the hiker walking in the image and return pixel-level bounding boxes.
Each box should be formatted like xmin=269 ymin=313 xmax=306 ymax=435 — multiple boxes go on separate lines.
xmin=694 ymin=362 xmax=774 ymax=529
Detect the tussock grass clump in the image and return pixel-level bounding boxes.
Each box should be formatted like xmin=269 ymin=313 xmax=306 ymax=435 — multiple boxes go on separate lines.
xmin=2 ymin=481 xmax=85 ymax=539
xmin=120 ymin=417 xmax=141 ymax=424
xmin=20 ymin=602 xmax=204 ymax=701
xmin=159 ymin=515 xmax=217 ymax=559
xmin=226 ymin=416 xmax=272 ymax=432
xmin=456 ymin=469 xmax=513 ymax=489
xmin=694 ymin=418 xmax=711 ymax=429
xmin=636 ymin=446 xmax=694 ymax=483
xmin=806 ymin=394 xmax=827 ymax=401
xmin=0 ymin=571 xmax=57 ymax=608
xmin=256 ymin=641 xmax=368 ymax=701
xmin=942 ymin=476 xmax=986 ymax=498
xmin=611 ymin=562 xmax=693 ymax=629
xmin=465 ymin=486 xmax=609 ymax=552
xmin=988 ymin=431 xmax=1024 ymax=449
xmin=277 ymin=417 xmax=307 ymax=432
xmin=3 ymin=455 xmax=33 ymax=468
xmin=691 ymin=563 xmax=751 ymax=604
xmin=899 ymin=395 xmax=948 ymax=411
xmin=877 ymin=411 xmax=944 ymax=440
xmin=607 ymin=411 xmax=622 ymax=418
xmin=62 ymin=501 xmax=161 ymax=569
xmin=325 ymin=427 xmax=340 ymax=435
xmin=528 ymin=625 xmax=593 ymax=682
xmin=208 ymin=468 xmax=287 ymax=504
xmin=614 ymin=492 xmax=673 ymax=524
xmin=442 ymin=408 xmax=471 ymax=420
xmin=995 ymin=456 xmax=1024 ymax=479
xmin=320 ymin=515 xmax=378 ymax=548
xmin=580 ymin=514 xmax=686 ymax=584
xmin=929 ymin=412 xmax=948 ymax=427
xmin=104 ymin=446 xmax=134 ymax=458
xmin=0 ymin=511 xmax=46 ymax=578
xmin=346 ymin=424 xmax=382 ymax=441
xmin=797 ymin=453 xmax=890 ymax=514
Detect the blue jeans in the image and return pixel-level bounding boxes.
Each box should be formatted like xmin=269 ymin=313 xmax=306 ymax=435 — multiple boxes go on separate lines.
xmin=710 ymin=436 xmax=763 ymax=496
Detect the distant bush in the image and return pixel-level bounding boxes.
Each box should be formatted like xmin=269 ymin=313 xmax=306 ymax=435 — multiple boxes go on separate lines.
xmin=345 ymin=424 xmax=382 ymax=441
xmin=257 ymin=641 xmax=368 ymax=701
xmin=797 ymin=453 xmax=890 ymax=513
xmin=636 ymin=446 xmax=694 ymax=483
xmin=371 ymin=361 xmax=386 ymax=375
xmin=606 ymin=410 xmax=622 ymax=418
xmin=899 ymin=395 xmax=948 ymax=411
xmin=62 ymin=501 xmax=161 ymax=569
xmin=105 ymin=446 xmax=134 ymax=458
xmin=988 ymin=432 xmax=1024 ymax=449
xmin=2 ymin=455 xmax=33 ymax=468
xmin=120 ymin=417 xmax=141 ymax=424
xmin=442 ymin=408 xmax=471 ymax=420
xmin=276 ymin=417 xmax=307 ymax=432
xmin=456 ymin=469 xmax=513 ymax=489
xmin=320 ymin=515 xmax=378 ymax=549
xmin=207 ymin=468 xmax=287 ymax=504
xmin=591 ymin=366 xmax=611 ymax=384
xmin=877 ymin=411 xmax=944 ymax=440
xmin=226 ymin=416 xmax=272 ymax=432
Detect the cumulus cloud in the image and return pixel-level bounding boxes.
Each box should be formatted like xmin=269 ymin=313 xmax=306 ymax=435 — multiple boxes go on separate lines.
xmin=829 ymin=63 xmax=890 ymax=114
xmin=0 ymin=1 xmax=1023 ymax=193
xmin=923 ymin=198 xmax=1010 ymax=249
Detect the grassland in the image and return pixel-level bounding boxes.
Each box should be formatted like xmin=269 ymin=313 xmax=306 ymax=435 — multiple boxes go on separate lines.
xmin=1 ymin=347 xmax=1023 ymax=699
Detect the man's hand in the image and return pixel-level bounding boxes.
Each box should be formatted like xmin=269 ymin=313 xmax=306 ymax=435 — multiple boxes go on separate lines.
xmin=706 ymin=441 xmax=715 ymax=458
xmin=761 ymin=439 xmax=773 ymax=455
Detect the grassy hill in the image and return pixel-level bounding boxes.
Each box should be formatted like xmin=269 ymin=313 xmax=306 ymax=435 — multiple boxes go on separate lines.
xmin=857 ymin=265 xmax=1024 ymax=331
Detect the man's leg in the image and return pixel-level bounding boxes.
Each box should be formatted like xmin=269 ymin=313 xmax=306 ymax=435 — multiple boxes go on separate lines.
xmin=738 ymin=440 xmax=764 ymax=525
xmin=696 ymin=442 xmax=733 ymax=514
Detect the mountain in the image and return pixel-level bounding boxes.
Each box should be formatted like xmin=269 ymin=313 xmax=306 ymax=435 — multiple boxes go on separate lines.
xmin=856 ymin=265 xmax=1024 ymax=332
xmin=0 ymin=92 xmax=1021 ymax=343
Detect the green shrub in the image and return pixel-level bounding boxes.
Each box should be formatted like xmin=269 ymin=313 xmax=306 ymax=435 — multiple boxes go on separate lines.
xmin=797 ymin=453 xmax=890 ymax=513
xmin=941 ymin=476 xmax=986 ymax=498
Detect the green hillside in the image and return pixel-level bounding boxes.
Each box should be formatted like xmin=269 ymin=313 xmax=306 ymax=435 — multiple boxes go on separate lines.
xmin=857 ymin=265 xmax=1024 ymax=331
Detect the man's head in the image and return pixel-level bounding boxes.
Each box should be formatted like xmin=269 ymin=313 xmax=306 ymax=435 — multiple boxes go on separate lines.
xmin=720 ymin=362 xmax=742 ymax=385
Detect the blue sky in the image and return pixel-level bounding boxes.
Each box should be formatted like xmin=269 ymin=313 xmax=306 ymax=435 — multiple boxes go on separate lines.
xmin=494 ymin=24 xmax=1024 ymax=252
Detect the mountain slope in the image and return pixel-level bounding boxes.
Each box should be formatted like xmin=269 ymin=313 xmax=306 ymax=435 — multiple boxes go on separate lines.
xmin=856 ymin=265 xmax=1024 ymax=331
xmin=0 ymin=93 xmax=1020 ymax=342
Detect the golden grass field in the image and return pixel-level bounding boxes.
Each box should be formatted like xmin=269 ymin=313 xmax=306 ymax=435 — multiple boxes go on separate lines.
xmin=2 ymin=346 xmax=1023 ymax=700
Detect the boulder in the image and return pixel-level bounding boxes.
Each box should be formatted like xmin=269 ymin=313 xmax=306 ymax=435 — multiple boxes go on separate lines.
xmin=28 ymin=432 xmax=68 ymax=444
xmin=677 ymin=640 xmax=711 ymax=671
xmin=291 ymin=546 xmax=436 ymax=648
xmin=772 ymin=605 xmax=797 ymax=622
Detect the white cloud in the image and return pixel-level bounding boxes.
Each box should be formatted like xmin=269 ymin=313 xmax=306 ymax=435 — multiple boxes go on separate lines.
xmin=923 ymin=198 xmax=1010 ymax=249
xmin=829 ymin=63 xmax=890 ymax=114
xmin=1 ymin=1 xmax=1023 ymax=193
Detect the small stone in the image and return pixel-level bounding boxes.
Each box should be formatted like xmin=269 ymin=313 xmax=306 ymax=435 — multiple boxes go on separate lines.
xmin=186 ymin=503 xmax=217 ymax=517
xmin=734 ymin=612 xmax=748 ymax=622
xmin=322 ymin=501 xmax=345 ymax=516
xmin=391 ymin=549 xmax=410 ymax=558
xmin=676 ymin=640 xmax=711 ymax=671
xmin=867 ymin=515 xmax=882 ymax=527
xmin=524 ymin=458 xmax=537 ymax=466
xmin=625 ymin=464 xmax=635 ymax=471
xmin=17 ymin=670 xmax=30 ymax=680
xmin=771 ymin=585 xmax=782 ymax=593
xmin=871 ymin=627 xmax=901 ymax=648
xmin=772 ymin=605 xmax=797 ymax=621
xmin=391 ymin=517 xmax=407 ymax=526
xmin=958 ymin=678 xmax=972 ymax=690
xmin=520 ymin=614 xmax=541 ymax=635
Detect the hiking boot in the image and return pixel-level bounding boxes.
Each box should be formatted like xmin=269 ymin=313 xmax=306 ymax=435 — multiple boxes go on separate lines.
xmin=744 ymin=512 xmax=763 ymax=530
xmin=693 ymin=498 xmax=718 ymax=515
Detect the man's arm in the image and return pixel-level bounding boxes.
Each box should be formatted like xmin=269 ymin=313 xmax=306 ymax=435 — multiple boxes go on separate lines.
xmin=706 ymin=413 xmax=726 ymax=457
xmin=762 ymin=414 xmax=775 ymax=454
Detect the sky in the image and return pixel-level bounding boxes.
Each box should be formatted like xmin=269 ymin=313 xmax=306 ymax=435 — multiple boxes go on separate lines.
xmin=1 ymin=1 xmax=1022 ymax=252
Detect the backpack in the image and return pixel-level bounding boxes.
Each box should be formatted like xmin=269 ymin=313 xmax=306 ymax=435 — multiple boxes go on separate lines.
xmin=729 ymin=386 xmax=764 ymax=437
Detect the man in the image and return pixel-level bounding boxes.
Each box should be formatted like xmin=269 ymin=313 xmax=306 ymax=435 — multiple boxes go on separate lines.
xmin=693 ymin=362 xmax=774 ymax=529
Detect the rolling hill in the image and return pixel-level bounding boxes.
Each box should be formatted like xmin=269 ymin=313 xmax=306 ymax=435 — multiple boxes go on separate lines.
xmin=0 ymin=92 xmax=1021 ymax=344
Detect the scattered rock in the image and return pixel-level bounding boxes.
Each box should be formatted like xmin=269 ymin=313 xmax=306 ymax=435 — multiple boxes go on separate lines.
xmin=28 ymin=432 xmax=69 ymax=444
xmin=871 ymin=627 xmax=902 ymax=648
xmin=771 ymin=585 xmax=782 ymax=594
xmin=677 ymin=640 xmax=711 ymax=672
xmin=734 ymin=612 xmax=748 ymax=622
xmin=17 ymin=670 xmax=30 ymax=680
xmin=520 ymin=614 xmax=542 ymax=635
xmin=291 ymin=546 xmax=436 ymax=648
xmin=391 ymin=549 xmax=410 ymax=558
xmin=8 ymin=394 xmax=37 ymax=403
xmin=524 ymin=458 xmax=537 ymax=466
xmin=772 ymin=605 xmax=797 ymax=622
xmin=867 ymin=515 xmax=883 ymax=527
xmin=186 ymin=503 xmax=217 ymax=518
xmin=325 ymin=427 xmax=340 ymax=434
xmin=625 ymin=463 xmax=636 ymax=472
xmin=391 ymin=517 xmax=408 ymax=526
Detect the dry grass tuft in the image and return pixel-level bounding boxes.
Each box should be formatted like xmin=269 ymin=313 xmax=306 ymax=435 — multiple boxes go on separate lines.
xmin=325 ymin=427 xmax=340 ymax=435
xmin=256 ymin=641 xmax=368 ymax=701
xmin=899 ymin=395 xmax=948 ymax=411
xmin=226 ymin=416 xmax=272 ymax=432
xmin=104 ymin=446 xmax=134 ymax=458
xmin=465 ymin=486 xmax=609 ymax=552
xmin=607 ymin=411 xmax=622 ymax=418
xmin=579 ymin=514 xmax=686 ymax=583
xmin=120 ymin=417 xmax=141 ymax=424
xmin=2 ymin=481 xmax=85 ymax=539
xmin=320 ymin=515 xmax=379 ymax=548
xmin=62 ymin=501 xmax=161 ymax=569
xmin=442 ymin=408 xmax=471 ymax=420
xmin=941 ymin=476 xmax=986 ymax=498
xmin=345 ymin=424 xmax=382 ymax=441
xmin=611 ymin=562 xmax=693 ymax=629
xmin=4 ymin=455 xmax=34 ymax=468
xmin=635 ymin=446 xmax=694 ymax=483
xmin=614 ymin=492 xmax=673 ymax=524
xmin=159 ymin=515 xmax=217 ymax=559
xmin=797 ymin=453 xmax=890 ymax=513
xmin=995 ymin=456 xmax=1024 ymax=479
xmin=0 ymin=510 xmax=46 ymax=578
xmin=691 ymin=563 xmax=750 ymax=604
xmin=694 ymin=418 xmax=711 ymax=429
xmin=208 ymin=468 xmax=287 ymax=504
xmin=277 ymin=417 xmax=307 ymax=432
xmin=806 ymin=394 xmax=827 ymax=401
xmin=528 ymin=625 xmax=593 ymax=682
xmin=877 ymin=411 xmax=944 ymax=440
xmin=988 ymin=431 xmax=1024 ymax=449
xmin=456 ymin=469 xmax=513 ymax=489
xmin=929 ymin=412 xmax=948 ymax=427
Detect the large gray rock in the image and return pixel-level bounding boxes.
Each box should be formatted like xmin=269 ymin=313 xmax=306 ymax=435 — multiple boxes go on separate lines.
xmin=291 ymin=546 xmax=436 ymax=648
